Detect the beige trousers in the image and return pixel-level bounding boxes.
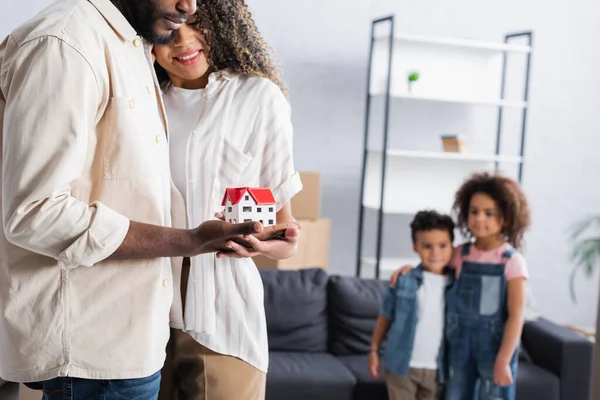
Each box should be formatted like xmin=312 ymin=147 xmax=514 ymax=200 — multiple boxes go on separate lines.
xmin=386 ymin=368 xmax=438 ymax=400
xmin=158 ymin=329 xmax=266 ymax=400
xmin=159 ymin=259 xmax=266 ymax=400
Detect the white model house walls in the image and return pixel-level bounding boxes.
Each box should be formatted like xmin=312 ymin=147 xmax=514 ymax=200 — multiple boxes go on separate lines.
xmin=222 ymin=187 xmax=277 ymax=227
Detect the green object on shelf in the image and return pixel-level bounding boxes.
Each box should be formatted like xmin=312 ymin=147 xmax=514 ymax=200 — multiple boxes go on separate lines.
xmin=569 ymin=215 xmax=600 ymax=303
xmin=407 ymin=71 xmax=419 ymax=92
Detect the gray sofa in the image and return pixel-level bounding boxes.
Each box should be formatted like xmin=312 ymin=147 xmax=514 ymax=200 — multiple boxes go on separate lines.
xmin=260 ymin=267 xmax=594 ymax=400
xmin=0 ymin=379 xmax=18 ymax=400
xmin=0 ymin=268 xmax=592 ymax=400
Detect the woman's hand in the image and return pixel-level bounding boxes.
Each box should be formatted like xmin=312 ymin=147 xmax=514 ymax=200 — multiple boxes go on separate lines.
xmin=214 ymin=202 xmax=301 ymax=260
xmin=216 ymin=222 xmax=301 ymax=259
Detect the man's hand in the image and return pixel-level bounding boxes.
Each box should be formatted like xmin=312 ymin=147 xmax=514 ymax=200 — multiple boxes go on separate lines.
xmin=110 ymin=218 xmax=263 ymax=260
xmin=216 ymin=222 xmax=301 ymax=260
xmin=189 ymin=219 xmax=263 ymax=255
xmin=389 ymin=265 xmax=413 ymax=287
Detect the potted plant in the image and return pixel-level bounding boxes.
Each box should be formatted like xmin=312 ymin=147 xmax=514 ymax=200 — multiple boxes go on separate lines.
xmin=569 ymin=215 xmax=600 ymax=303
xmin=407 ymin=71 xmax=419 ymax=93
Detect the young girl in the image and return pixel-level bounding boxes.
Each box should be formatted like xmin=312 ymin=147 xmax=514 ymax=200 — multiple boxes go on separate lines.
xmin=445 ymin=172 xmax=530 ymax=400
xmin=153 ymin=2 xmax=302 ymax=399
xmin=391 ymin=172 xmax=531 ymax=400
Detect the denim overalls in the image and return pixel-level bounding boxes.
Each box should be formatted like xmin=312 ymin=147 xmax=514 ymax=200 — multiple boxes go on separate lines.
xmin=445 ymin=243 xmax=519 ymax=400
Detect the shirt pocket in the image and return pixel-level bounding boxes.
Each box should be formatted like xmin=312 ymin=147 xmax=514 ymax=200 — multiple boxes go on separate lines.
xmin=395 ymin=286 xmax=416 ymax=313
xmin=220 ymin=137 xmax=252 ymax=185
xmin=103 ymin=96 xmax=156 ymax=180
xmin=210 ymin=137 xmax=253 ymax=211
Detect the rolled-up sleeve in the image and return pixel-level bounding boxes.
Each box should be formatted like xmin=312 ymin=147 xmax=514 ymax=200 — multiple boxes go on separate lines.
xmin=255 ymin=83 xmax=303 ymax=211
xmin=1 ymin=36 xmax=129 ymax=269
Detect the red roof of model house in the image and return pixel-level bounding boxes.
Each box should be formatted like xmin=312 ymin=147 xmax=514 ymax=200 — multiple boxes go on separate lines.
xmin=221 ymin=187 xmax=276 ymax=206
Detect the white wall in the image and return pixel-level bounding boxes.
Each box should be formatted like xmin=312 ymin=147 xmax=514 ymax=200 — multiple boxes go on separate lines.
xmin=0 ymin=0 xmax=54 ymax=39
xmin=3 ymin=0 xmax=599 ymax=330
xmin=249 ymin=0 xmax=600 ymax=331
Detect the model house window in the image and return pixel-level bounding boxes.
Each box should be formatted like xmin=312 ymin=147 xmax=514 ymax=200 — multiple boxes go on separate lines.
xmin=243 ymin=206 xmax=252 ymax=212
xmin=268 ymin=219 xmax=274 ymax=225
xmin=259 ymin=220 xmax=263 ymax=225
xmin=269 ymin=207 xmax=274 ymax=212
xmin=257 ymin=207 xmax=262 ymax=212
xmin=244 ymin=219 xmax=251 ymax=222
xmin=245 ymin=195 xmax=250 ymax=201
xmin=228 ymin=207 xmax=232 ymax=212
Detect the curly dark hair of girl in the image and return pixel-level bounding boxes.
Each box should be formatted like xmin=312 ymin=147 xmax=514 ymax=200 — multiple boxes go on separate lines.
xmin=155 ymin=0 xmax=288 ymax=96
xmin=453 ymin=172 xmax=531 ymax=249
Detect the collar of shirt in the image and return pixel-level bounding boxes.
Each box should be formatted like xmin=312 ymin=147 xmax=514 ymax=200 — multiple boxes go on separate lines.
xmin=88 ymin=0 xmax=139 ymax=44
xmin=160 ymin=68 xmax=236 ymax=100
xmin=205 ymin=68 xmax=236 ymax=98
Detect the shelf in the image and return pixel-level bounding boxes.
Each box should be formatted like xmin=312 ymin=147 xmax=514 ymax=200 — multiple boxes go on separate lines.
xmin=372 ymin=149 xmax=523 ymax=163
xmin=360 ymin=257 xmax=420 ymax=280
xmin=369 ymin=32 xmax=529 ymax=106
xmin=362 ymin=150 xmax=521 ymax=214
xmin=374 ymin=33 xmax=532 ymax=54
xmin=357 ymin=23 xmax=532 ymax=279
xmin=370 ymin=92 xmax=528 ymax=109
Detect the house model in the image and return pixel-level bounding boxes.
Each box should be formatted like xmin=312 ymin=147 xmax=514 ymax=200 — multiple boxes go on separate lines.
xmin=221 ymin=187 xmax=277 ymax=227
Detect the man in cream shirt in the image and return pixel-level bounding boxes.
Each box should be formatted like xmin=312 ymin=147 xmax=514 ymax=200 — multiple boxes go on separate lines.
xmin=0 ymin=0 xmax=269 ymax=398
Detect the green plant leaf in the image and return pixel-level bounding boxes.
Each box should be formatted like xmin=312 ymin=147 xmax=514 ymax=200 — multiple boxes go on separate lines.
xmin=571 ymin=215 xmax=600 ymax=239
xmin=572 ymin=238 xmax=600 ymax=272
xmin=569 ymin=215 xmax=600 ymax=303
xmin=570 ymin=262 xmax=585 ymax=303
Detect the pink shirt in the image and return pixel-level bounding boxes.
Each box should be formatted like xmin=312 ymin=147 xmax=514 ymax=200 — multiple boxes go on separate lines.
xmin=449 ymin=243 xmax=529 ymax=281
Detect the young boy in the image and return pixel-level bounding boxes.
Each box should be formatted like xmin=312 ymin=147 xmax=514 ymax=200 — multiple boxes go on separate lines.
xmin=369 ymin=210 xmax=455 ymax=400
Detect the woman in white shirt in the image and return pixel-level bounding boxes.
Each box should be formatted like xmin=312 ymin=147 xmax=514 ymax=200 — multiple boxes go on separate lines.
xmin=153 ymin=2 xmax=303 ymax=399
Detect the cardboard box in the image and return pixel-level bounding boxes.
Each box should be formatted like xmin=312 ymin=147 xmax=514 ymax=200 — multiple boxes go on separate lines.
xmin=253 ymin=218 xmax=331 ymax=270
xmin=291 ymin=171 xmax=321 ymax=220
xmin=441 ymin=135 xmax=466 ymax=152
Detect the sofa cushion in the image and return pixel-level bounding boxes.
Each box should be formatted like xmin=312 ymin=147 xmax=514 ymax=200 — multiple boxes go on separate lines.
xmin=260 ymin=268 xmax=329 ymax=352
xmin=336 ymin=356 xmax=558 ymax=400
xmin=267 ymin=352 xmax=356 ymax=400
xmin=328 ymin=275 xmax=387 ymax=355
xmin=516 ymin=362 xmax=560 ymax=400
xmin=0 ymin=382 xmax=18 ymax=400
xmin=337 ymin=355 xmax=388 ymax=400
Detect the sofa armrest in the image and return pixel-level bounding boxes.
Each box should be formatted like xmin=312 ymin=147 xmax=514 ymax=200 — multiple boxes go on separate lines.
xmin=521 ymin=318 xmax=593 ymax=400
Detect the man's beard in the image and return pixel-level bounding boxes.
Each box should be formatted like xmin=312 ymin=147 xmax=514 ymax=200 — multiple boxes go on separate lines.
xmin=112 ymin=0 xmax=188 ymax=45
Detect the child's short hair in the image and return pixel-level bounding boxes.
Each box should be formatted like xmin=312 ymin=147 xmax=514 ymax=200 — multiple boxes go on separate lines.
xmin=410 ymin=210 xmax=455 ymax=243
xmin=453 ymin=172 xmax=531 ymax=249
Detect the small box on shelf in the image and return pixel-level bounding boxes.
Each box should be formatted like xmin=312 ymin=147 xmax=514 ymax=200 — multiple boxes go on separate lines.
xmin=441 ymin=135 xmax=466 ymax=152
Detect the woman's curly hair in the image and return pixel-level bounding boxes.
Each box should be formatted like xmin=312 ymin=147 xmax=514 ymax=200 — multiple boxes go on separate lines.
xmin=157 ymin=0 xmax=287 ymax=95
xmin=453 ymin=172 xmax=531 ymax=249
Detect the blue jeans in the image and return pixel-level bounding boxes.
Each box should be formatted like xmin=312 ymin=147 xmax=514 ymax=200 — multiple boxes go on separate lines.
xmin=24 ymin=370 xmax=161 ymax=400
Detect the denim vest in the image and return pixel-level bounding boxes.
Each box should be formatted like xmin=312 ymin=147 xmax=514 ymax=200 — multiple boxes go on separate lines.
xmin=380 ymin=265 xmax=455 ymax=381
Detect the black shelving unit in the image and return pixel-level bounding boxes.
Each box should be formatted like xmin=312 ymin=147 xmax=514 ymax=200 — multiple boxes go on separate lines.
xmin=355 ymin=15 xmax=533 ymax=279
